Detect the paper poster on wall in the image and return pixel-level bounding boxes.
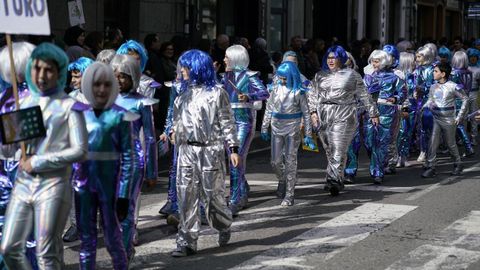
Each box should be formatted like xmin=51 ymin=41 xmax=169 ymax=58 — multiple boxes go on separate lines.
xmin=0 ymin=0 xmax=51 ymax=35
xmin=68 ymin=0 xmax=85 ymax=26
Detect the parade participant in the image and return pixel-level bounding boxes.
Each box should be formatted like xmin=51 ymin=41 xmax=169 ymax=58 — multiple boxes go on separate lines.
xmin=261 ymin=61 xmax=315 ymax=205
xmin=438 ymin=46 xmax=452 ymax=64
xmin=308 ymin=45 xmax=378 ymax=195
xmin=117 ymin=40 xmax=159 ymax=189
xmin=117 ymin=40 xmax=160 ymax=98
xmin=222 ymin=45 xmax=269 ymax=215
xmin=74 ymin=62 xmax=135 ymax=269
xmin=96 ymin=49 xmax=117 ymax=64
xmin=396 ymin=52 xmax=417 ymax=168
xmin=467 ymin=48 xmax=480 ymax=145
xmin=63 ymin=56 xmax=95 ymax=243
xmin=0 ymin=42 xmax=88 ymax=269
xmin=450 ymin=51 xmax=475 ymax=157
xmin=0 ymin=41 xmax=38 ymax=270
xmin=414 ymin=46 xmax=436 ymax=162
xmin=382 ymin=45 xmax=403 ymax=175
xmin=281 ymin=51 xmax=310 ymax=85
xmin=111 ymin=54 xmax=157 ymax=257
xmin=171 ymin=49 xmax=239 ymax=257
xmin=363 ymin=49 xmax=403 ymax=183
xmin=421 ymin=62 xmax=468 ymax=178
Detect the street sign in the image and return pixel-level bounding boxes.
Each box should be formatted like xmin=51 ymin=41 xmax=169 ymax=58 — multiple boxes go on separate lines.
xmin=0 ymin=0 xmax=51 ymax=35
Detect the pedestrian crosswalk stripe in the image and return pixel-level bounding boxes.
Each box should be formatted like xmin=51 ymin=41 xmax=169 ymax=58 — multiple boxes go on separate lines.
xmin=231 ymin=203 xmax=417 ymax=270
xmin=386 ymin=210 xmax=480 ymax=270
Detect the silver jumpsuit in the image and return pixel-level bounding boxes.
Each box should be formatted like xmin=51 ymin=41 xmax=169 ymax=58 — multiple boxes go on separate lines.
xmin=261 ymin=84 xmax=312 ymax=204
xmin=423 ymin=81 xmax=468 ymax=168
xmin=308 ymin=68 xmax=378 ymax=188
xmin=0 ymin=91 xmax=88 ymax=269
xmin=172 ymin=84 xmax=238 ymax=251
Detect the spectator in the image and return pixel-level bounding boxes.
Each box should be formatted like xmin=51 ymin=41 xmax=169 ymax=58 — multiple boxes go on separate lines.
xmin=212 ymin=34 xmax=230 ymax=74
xmin=64 ymin=26 xmax=94 ymax=62
xmin=248 ymin=38 xmax=274 ymax=85
xmin=289 ymin=35 xmax=306 ymax=73
xmin=452 ymin=36 xmax=466 ymax=52
xmin=104 ymin=27 xmax=124 ymax=50
xmin=84 ymin=31 xmax=104 ymax=57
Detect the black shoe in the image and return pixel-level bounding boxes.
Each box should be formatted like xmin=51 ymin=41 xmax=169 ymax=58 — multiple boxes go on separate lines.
xmin=159 ymin=200 xmax=175 ymax=216
xmin=325 ymin=180 xmax=344 ymax=196
xmin=229 ymin=203 xmax=242 ymax=217
xmin=451 ymin=164 xmax=463 ymax=176
xmin=344 ymin=175 xmax=355 ymax=184
xmin=218 ymin=229 xmax=231 ymax=247
xmin=384 ymin=167 xmax=396 ymax=175
xmin=462 ymin=149 xmax=475 ymax=158
xmin=171 ymin=246 xmax=196 ymax=257
xmin=421 ymin=168 xmax=436 ymax=178
xmin=373 ymin=177 xmax=383 ymax=185
xmin=62 ymin=225 xmax=79 ymax=242
xmin=166 ymin=213 xmax=180 ymax=227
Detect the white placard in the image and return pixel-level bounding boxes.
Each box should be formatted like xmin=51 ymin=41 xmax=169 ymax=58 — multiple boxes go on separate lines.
xmin=0 ymin=0 xmax=51 ymax=35
xmin=68 ymin=0 xmax=85 ymax=26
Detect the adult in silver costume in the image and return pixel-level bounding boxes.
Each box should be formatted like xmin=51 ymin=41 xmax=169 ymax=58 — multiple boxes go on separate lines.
xmin=171 ymin=49 xmax=240 ymax=257
xmin=308 ymin=45 xmax=379 ymax=195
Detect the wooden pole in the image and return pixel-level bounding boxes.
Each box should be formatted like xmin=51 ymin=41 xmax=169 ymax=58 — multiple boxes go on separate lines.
xmin=5 ymin=34 xmax=26 ymax=161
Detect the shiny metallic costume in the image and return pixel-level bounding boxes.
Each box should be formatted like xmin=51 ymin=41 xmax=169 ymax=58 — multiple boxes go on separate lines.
xmin=309 ymin=68 xmax=378 ymax=185
xmin=0 ymin=90 xmax=88 ymax=269
xmin=344 ymin=105 xmax=368 ymax=178
xmin=223 ymin=69 xmax=268 ymax=208
xmin=0 ymin=84 xmax=37 ymax=270
xmin=423 ymin=81 xmax=468 ymax=168
xmin=261 ymin=83 xmax=311 ymax=203
xmin=397 ymin=71 xmax=417 ymax=159
xmin=115 ymin=92 xmax=157 ymax=256
xmin=138 ymin=74 xmax=161 ymax=99
xmin=363 ymin=70 xmax=404 ymax=179
xmin=450 ymin=68 xmax=474 ymax=153
xmin=468 ymin=65 xmax=480 ymax=141
xmin=173 ymin=84 xmax=238 ymax=251
xmin=161 ymin=82 xmax=184 ymax=214
xmin=414 ymin=65 xmax=435 ymax=153
xmin=69 ymin=89 xmax=89 ymax=104
xmin=73 ymin=104 xmax=136 ymax=269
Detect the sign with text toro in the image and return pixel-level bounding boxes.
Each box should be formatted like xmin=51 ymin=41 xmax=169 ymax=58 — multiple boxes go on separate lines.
xmin=0 ymin=0 xmax=50 ymax=35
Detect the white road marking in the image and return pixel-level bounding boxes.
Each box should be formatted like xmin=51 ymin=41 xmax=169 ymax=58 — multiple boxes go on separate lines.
xmin=232 ymin=203 xmax=417 ymax=270
xmin=386 ymin=210 xmax=480 ymax=270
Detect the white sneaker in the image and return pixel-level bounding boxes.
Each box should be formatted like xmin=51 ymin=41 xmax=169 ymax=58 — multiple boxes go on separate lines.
xmin=417 ymin=152 xmax=426 ymax=162
xmin=404 ymin=160 xmax=411 ymax=167
xmin=396 ymin=158 xmax=404 ymax=168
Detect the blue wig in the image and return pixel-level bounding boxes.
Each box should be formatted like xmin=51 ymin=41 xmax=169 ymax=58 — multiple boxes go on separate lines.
xmin=276 ymin=61 xmax=303 ymax=92
xmin=467 ymin=48 xmax=480 ymax=67
xmin=322 ymin=45 xmax=348 ymax=70
xmin=178 ymin=49 xmax=217 ymax=89
xmin=25 ymin=42 xmax=69 ymax=95
xmin=117 ymin=40 xmax=148 ymax=72
xmin=474 ymin=38 xmax=480 ymax=47
xmin=383 ymin=44 xmax=399 ymax=68
xmin=68 ymin=57 xmax=94 ymax=74
xmin=438 ymin=46 xmax=452 ymax=62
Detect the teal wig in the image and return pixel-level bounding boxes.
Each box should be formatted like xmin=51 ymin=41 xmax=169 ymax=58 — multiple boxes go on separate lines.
xmin=25 ymin=42 xmax=69 ymax=95
xmin=117 ymin=40 xmax=148 ymax=72
xmin=178 ymin=49 xmax=217 ymax=89
xmin=276 ymin=61 xmax=303 ymax=92
xmin=68 ymin=57 xmax=94 ymax=74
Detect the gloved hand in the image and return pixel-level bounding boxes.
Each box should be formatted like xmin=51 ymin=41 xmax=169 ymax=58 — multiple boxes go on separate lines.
xmin=116 ymin=198 xmax=129 ymax=222
xmin=303 ymin=136 xmax=316 ymax=150
xmin=261 ymin=132 xmax=271 ymax=141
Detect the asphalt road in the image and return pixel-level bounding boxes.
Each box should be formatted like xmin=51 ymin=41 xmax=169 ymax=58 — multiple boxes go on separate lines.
xmin=63 ymin=137 xmax=480 ymax=270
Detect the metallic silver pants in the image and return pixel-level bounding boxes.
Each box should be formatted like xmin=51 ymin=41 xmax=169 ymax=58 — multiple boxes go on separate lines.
xmin=317 ymin=104 xmax=357 ymax=182
xmin=176 ymin=144 xmax=233 ymax=251
xmin=426 ymin=115 xmax=462 ymax=168
xmin=1 ymin=171 xmax=71 ymax=270
xmin=270 ymin=132 xmax=302 ymax=202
